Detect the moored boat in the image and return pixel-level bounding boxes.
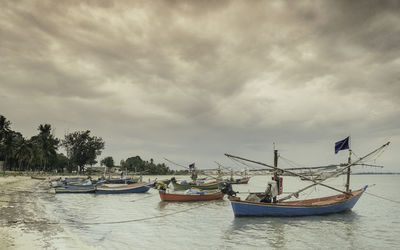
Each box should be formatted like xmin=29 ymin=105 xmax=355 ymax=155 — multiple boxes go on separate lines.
xmin=95 ymin=182 xmax=151 ymax=194
xmin=223 ymin=138 xmax=390 ymax=217
xmin=54 ymin=178 xmax=98 ymax=193
xmin=159 ymin=189 xmax=224 ymax=201
xmin=170 ymin=178 xmax=220 ymax=190
xmin=31 ymin=176 xmax=47 ymax=180
xmin=55 ymin=184 xmax=96 ymax=193
xmin=229 ymin=186 xmax=367 ymax=216
xmin=226 ymin=176 xmax=250 ymax=184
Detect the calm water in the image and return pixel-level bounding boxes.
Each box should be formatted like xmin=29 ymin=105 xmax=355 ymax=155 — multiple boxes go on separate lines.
xmin=38 ymin=175 xmax=400 ymax=249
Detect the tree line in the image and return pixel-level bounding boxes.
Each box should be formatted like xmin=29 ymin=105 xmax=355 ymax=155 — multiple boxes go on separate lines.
xmin=0 ymin=115 xmax=175 ymax=175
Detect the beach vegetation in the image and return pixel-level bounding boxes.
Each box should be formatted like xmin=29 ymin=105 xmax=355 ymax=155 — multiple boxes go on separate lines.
xmin=62 ymin=130 xmax=105 ymax=173
xmin=1 ymin=114 xmax=178 ymax=175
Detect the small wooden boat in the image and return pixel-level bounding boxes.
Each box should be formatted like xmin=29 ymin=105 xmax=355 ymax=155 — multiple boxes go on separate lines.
xmin=159 ymin=190 xmax=224 ymax=201
xmin=95 ymin=182 xmax=151 ymax=194
xmin=226 ymin=177 xmax=250 ymax=184
xmin=171 ymin=179 xmax=220 ymax=190
xmin=55 ymin=184 xmax=96 ymax=193
xmin=229 ymin=186 xmax=367 ymax=216
xmin=102 ymin=177 xmax=139 ymax=184
xmin=31 ymin=176 xmax=47 ymax=180
xmin=224 ymin=139 xmax=390 ymax=217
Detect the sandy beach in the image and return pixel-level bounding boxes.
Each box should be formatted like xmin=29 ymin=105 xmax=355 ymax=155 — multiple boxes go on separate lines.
xmin=0 ymin=176 xmax=59 ymax=249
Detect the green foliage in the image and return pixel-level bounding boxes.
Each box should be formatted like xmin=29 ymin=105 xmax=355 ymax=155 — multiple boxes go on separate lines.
xmin=52 ymin=153 xmax=69 ymax=173
xmin=30 ymin=124 xmax=60 ymax=171
xmin=0 ymin=115 xmax=62 ymax=172
xmin=123 ymin=156 xmax=175 ymax=174
xmin=0 ymin=114 xmax=176 ymax=175
xmin=101 ymin=156 xmax=114 ymax=168
xmin=62 ymin=130 xmax=105 ymax=173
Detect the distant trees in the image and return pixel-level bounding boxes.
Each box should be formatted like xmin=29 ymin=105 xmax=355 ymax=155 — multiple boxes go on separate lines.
xmin=0 ymin=114 xmax=175 ymax=175
xmin=30 ymin=124 xmax=60 ymax=171
xmin=0 ymin=115 xmax=62 ymax=172
xmin=122 ymin=156 xmax=174 ymax=174
xmin=62 ymin=130 xmax=105 ymax=173
xmin=101 ymin=156 xmax=114 ymax=168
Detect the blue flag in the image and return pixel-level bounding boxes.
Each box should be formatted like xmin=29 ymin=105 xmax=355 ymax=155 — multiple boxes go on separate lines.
xmin=189 ymin=163 xmax=195 ymax=170
xmin=335 ymin=137 xmax=350 ymax=154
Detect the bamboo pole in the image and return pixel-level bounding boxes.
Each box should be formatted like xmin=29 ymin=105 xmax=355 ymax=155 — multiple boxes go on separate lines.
xmin=225 ymin=141 xmax=390 ymax=201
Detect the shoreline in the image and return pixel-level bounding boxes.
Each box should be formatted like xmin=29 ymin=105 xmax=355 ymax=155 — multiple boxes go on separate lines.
xmin=0 ymin=176 xmax=58 ymax=249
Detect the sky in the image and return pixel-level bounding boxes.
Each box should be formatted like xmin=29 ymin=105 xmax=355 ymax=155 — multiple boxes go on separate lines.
xmin=1 ymin=0 xmax=399 ymax=172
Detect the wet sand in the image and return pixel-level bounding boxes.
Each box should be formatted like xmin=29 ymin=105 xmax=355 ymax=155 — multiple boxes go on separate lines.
xmin=0 ymin=176 xmax=58 ymax=249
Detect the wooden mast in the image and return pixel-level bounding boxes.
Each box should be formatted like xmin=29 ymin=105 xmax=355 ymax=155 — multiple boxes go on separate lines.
xmin=273 ymin=149 xmax=278 ymax=179
xmin=345 ymin=137 xmax=351 ymax=192
xmin=345 ymin=149 xmax=352 ymax=192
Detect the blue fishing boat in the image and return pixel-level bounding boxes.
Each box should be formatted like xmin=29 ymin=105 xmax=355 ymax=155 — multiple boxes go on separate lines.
xmin=95 ymin=182 xmax=151 ymax=194
xmin=54 ymin=178 xmax=101 ymax=193
xmin=229 ymin=186 xmax=367 ymax=216
xmin=224 ymin=140 xmax=390 ymax=217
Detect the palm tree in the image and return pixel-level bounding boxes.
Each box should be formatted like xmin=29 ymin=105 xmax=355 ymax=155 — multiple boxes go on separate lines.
xmin=0 ymin=115 xmax=12 ymax=172
xmin=16 ymin=140 xmax=34 ymax=171
xmin=3 ymin=131 xmax=24 ymax=171
xmin=31 ymin=124 xmax=59 ymax=172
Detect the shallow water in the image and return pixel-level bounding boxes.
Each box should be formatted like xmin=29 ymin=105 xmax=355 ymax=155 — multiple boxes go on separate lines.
xmin=39 ymin=175 xmax=400 ymax=249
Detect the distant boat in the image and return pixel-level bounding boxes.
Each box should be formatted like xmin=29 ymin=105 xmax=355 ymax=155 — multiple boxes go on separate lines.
xmin=170 ymin=177 xmax=219 ymax=190
xmin=95 ymin=182 xmax=151 ymax=194
xmin=51 ymin=177 xmax=90 ymax=187
xmin=31 ymin=176 xmax=47 ymax=180
xmin=225 ymin=176 xmax=250 ymax=184
xmin=101 ymin=177 xmax=140 ymax=184
xmin=223 ymin=140 xmax=390 ymax=217
xmin=55 ymin=182 xmax=97 ymax=194
xmin=159 ymin=189 xmax=224 ymax=201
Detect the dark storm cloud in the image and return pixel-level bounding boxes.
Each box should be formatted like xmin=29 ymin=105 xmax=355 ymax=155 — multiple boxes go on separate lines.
xmin=1 ymin=0 xmax=399 ymax=169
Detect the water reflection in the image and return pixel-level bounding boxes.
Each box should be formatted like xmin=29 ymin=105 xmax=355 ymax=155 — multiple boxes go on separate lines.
xmin=223 ymin=211 xmax=361 ymax=249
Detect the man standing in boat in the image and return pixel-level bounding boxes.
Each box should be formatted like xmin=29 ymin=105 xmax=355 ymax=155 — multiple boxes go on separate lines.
xmin=271 ymin=176 xmax=279 ymax=203
xmin=261 ymin=176 xmax=279 ymax=203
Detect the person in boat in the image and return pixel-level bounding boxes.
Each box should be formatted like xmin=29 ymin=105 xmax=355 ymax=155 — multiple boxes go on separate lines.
xmin=260 ymin=177 xmax=279 ymax=203
xmin=190 ymin=171 xmax=198 ymax=183
xmin=121 ymin=171 xmax=125 ymax=179
xmin=156 ymin=181 xmax=168 ymax=191
xmin=219 ymin=182 xmax=237 ymax=196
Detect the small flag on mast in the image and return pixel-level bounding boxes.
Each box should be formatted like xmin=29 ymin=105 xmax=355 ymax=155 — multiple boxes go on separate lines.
xmin=189 ymin=163 xmax=195 ymax=170
xmin=335 ymin=136 xmax=350 ymax=154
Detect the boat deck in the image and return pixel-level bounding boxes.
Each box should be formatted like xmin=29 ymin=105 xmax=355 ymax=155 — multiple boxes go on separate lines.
xmin=231 ymin=189 xmax=364 ymax=207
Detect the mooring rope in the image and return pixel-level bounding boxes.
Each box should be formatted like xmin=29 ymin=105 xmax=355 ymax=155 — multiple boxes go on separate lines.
xmin=5 ymin=202 xmax=209 ymax=226
xmin=365 ymin=191 xmax=400 ymax=204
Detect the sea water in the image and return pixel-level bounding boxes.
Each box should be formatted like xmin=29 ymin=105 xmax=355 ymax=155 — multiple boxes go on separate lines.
xmin=38 ymin=175 xmax=400 ymax=249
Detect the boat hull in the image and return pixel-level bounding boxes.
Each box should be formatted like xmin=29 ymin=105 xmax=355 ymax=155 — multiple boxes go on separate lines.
xmin=229 ymin=187 xmax=366 ymax=217
xmin=159 ymin=190 xmax=224 ymax=201
xmin=55 ymin=186 xmax=96 ymax=193
xmin=171 ymin=181 xmax=219 ymax=190
xmin=95 ymin=183 xmax=151 ymax=194
xmin=226 ymin=177 xmax=250 ymax=184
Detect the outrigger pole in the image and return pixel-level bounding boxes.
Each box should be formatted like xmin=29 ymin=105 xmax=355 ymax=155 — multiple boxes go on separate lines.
xmin=164 ymin=158 xmax=221 ymax=181
xmin=280 ymin=141 xmax=390 ymax=201
xmin=225 ymin=141 xmax=390 ymax=201
xmin=225 ymin=153 xmax=349 ymax=195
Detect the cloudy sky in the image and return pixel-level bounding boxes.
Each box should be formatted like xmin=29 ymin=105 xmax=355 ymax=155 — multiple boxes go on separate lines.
xmin=1 ymin=0 xmax=399 ymax=172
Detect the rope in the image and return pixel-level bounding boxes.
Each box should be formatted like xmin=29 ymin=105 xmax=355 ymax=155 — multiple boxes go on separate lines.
xmin=129 ymin=194 xmax=156 ymax=202
xmin=365 ymin=192 xmax=400 ymax=204
xmin=279 ymin=155 xmax=305 ymax=168
xmin=4 ymin=202 xmax=209 ymax=226
xmin=0 ymin=200 xmax=34 ymax=203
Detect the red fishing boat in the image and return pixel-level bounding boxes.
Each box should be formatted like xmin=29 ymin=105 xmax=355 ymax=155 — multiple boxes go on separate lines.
xmin=159 ymin=190 xmax=224 ymax=201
